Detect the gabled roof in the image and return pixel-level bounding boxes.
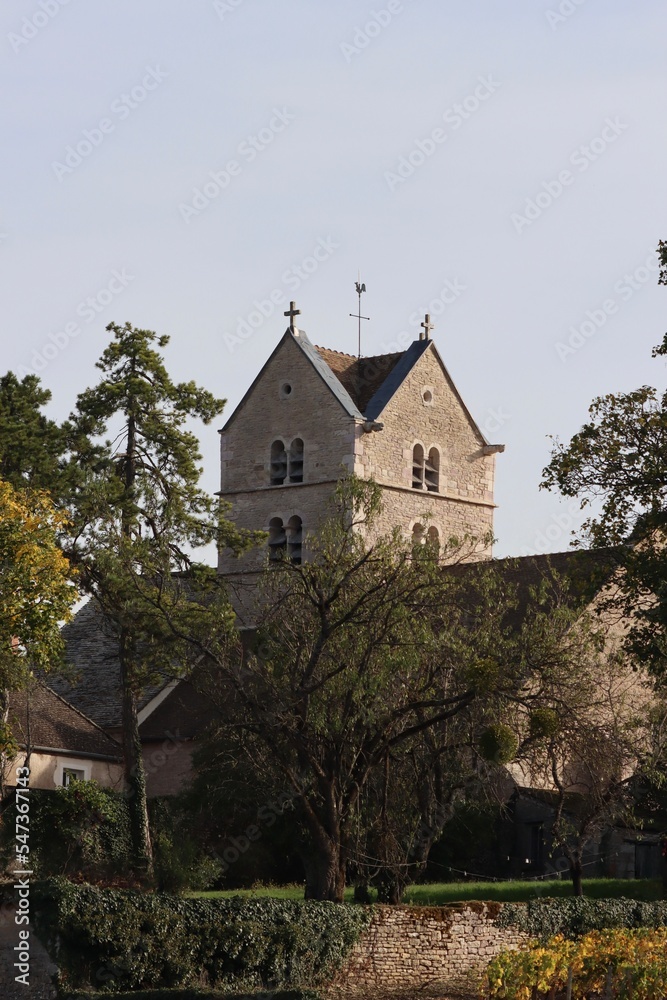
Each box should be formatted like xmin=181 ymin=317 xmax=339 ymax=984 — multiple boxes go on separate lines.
xmin=139 ymin=678 xmax=217 ymax=741
xmin=219 ymin=328 xmax=365 ymax=432
xmin=220 ymin=324 xmax=490 ymax=436
xmin=49 ymin=600 xmax=172 ymax=730
xmin=8 ymin=683 xmax=122 ymax=761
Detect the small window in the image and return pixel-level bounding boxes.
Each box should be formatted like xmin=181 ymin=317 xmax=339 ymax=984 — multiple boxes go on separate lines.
xmin=425 ymin=448 xmax=440 ymax=493
xmin=63 ymin=767 xmax=85 ymax=787
xmin=287 ymin=515 xmax=303 ymax=564
xmin=289 ymin=438 xmax=304 ymax=484
xmin=426 ymin=526 xmax=440 ymax=556
xmin=268 ymin=517 xmax=287 ymax=562
xmin=270 ymin=440 xmax=287 ymax=485
xmin=280 ymin=382 xmax=293 ymax=399
xmin=412 ymin=444 xmax=424 ymax=490
xmin=422 ymin=387 xmax=433 ymax=405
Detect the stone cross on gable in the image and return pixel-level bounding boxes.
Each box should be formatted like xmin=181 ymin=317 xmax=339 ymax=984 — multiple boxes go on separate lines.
xmin=421 ymin=314 xmax=434 ymax=341
xmin=284 ymin=301 xmax=301 ymax=333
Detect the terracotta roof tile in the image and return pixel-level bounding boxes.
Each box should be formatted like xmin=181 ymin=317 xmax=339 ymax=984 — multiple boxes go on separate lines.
xmin=314 ymin=347 xmax=404 ymax=413
xmin=8 ymin=684 xmax=122 ymax=760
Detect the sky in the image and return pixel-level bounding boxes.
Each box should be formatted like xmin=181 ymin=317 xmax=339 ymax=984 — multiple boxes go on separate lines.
xmin=1 ymin=0 xmax=666 ymax=558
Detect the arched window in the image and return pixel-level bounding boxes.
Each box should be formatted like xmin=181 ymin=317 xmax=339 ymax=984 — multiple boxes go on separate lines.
xmin=412 ymin=523 xmax=425 ymax=550
xmin=412 ymin=444 xmax=424 ymax=490
xmin=268 ymin=517 xmax=286 ymax=562
xmin=270 ymin=440 xmax=287 ymax=485
xmin=289 ymin=438 xmax=304 ymax=483
xmin=287 ymin=515 xmax=303 ymax=564
xmin=425 ymin=448 xmax=440 ymax=493
xmin=426 ymin=526 xmax=440 ymax=556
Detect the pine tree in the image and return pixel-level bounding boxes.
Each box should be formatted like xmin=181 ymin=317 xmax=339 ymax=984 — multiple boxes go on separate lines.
xmin=69 ymin=321 xmax=254 ymax=874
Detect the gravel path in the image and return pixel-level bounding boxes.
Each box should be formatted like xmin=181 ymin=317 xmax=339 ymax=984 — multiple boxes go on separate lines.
xmin=0 ymin=902 xmax=57 ymax=999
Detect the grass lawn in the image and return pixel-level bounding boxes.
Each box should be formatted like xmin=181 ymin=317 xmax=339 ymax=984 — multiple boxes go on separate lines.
xmin=190 ymin=877 xmax=661 ymax=904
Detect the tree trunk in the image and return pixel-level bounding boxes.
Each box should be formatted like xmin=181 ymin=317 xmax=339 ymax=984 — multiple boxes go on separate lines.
xmin=303 ymin=822 xmax=346 ymax=901
xmin=570 ymin=855 xmax=584 ymax=896
xmin=119 ymin=631 xmax=153 ymax=876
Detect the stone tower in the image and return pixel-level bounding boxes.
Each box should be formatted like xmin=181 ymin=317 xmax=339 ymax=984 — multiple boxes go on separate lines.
xmin=218 ymin=309 xmax=503 ymax=613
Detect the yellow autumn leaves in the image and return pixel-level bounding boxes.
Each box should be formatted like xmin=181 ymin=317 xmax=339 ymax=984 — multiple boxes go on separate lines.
xmin=0 ymin=478 xmax=76 ymax=679
xmin=486 ymin=928 xmax=667 ymax=999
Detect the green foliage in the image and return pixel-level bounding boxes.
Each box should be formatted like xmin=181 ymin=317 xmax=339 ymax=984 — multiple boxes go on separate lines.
xmin=528 ymin=707 xmax=561 ymax=740
xmin=32 ymin=878 xmax=371 ymax=993
xmin=541 ymin=267 xmax=667 ymax=671
xmin=149 ymin=797 xmax=223 ymax=893
xmin=1 ymin=782 xmax=131 ymax=879
xmin=0 ymin=372 xmax=72 ymax=496
xmin=498 ymin=895 xmax=667 ymax=941
xmin=479 ymin=723 xmax=519 ymax=764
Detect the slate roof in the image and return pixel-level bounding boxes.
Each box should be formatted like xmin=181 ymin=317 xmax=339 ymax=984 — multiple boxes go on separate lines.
xmin=8 ymin=683 xmax=122 ymax=760
xmin=49 ymin=600 xmax=171 ymax=730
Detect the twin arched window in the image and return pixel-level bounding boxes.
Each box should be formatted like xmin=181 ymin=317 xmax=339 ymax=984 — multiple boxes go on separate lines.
xmin=270 ymin=438 xmax=304 ymax=485
xmin=412 ymin=523 xmax=440 ymax=556
xmin=412 ymin=445 xmax=440 ymax=492
xmin=268 ymin=515 xmax=303 ymax=564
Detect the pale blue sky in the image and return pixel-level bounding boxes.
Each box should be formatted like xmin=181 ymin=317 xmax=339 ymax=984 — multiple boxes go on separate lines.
xmin=1 ymin=0 xmax=665 ymax=557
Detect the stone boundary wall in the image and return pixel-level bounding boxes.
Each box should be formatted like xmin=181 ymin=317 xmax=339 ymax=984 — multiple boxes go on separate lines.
xmin=332 ymin=903 xmax=529 ymax=994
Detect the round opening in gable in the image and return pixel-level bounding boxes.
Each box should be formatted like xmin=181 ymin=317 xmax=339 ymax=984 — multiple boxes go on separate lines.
xmin=280 ymin=382 xmax=293 ymax=399
xmin=422 ymin=389 xmax=433 ymax=404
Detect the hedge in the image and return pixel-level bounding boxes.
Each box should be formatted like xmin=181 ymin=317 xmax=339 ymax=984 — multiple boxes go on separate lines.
xmin=33 ymin=878 xmax=370 ymax=994
xmin=498 ymin=896 xmax=667 ymax=941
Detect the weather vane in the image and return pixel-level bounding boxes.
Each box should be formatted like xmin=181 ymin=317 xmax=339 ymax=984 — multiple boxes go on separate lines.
xmin=349 ymin=278 xmax=370 ymax=359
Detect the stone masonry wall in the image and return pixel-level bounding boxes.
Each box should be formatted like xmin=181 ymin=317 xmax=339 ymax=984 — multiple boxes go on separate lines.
xmin=357 ymin=343 xmax=498 ymax=555
xmin=218 ymin=332 xmax=356 ymax=576
xmin=333 ymin=903 xmax=529 ymax=994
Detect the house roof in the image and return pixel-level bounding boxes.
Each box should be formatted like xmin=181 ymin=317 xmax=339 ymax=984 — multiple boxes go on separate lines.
xmin=8 ymin=683 xmax=122 ymax=761
xmin=139 ymin=679 xmax=217 ymax=741
xmin=448 ymin=548 xmax=619 ymax=632
xmin=49 ymin=600 xmax=172 ymax=730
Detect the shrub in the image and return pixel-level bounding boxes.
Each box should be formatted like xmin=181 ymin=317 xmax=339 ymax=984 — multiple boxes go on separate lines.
xmin=498 ymin=896 xmax=667 ymax=941
xmin=149 ymin=797 xmax=222 ymax=893
xmin=479 ymin=723 xmax=518 ymax=764
xmin=487 ymin=928 xmax=667 ymax=999
xmin=33 ymin=878 xmax=371 ymax=994
xmin=0 ymin=782 xmax=131 ymax=880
